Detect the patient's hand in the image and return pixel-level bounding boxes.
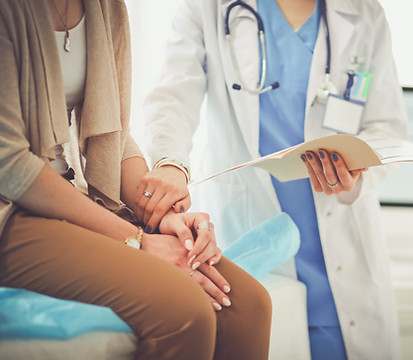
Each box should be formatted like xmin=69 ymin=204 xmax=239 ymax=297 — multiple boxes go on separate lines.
xmin=141 ymin=232 xmax=230 ymax=311
xmin=159 ymin=212 xmax=223 ymax=269
xmin=134 ymin=167 xmax=191 ymax=232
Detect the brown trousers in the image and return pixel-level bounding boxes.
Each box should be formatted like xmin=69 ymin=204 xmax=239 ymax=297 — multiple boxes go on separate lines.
xmin=0 ymin=210 xmax=272 ymax=360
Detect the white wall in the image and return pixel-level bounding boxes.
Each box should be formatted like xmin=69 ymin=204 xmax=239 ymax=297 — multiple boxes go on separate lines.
xmin=125 ymin=0 xmax=182 ymax=147
xmin=378 ymin=0 xmax=413 ymax=87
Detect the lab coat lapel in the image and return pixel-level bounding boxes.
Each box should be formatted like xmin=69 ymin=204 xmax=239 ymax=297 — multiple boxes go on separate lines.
xmin=306 ymin=0 xmax=359 ymax=117
xmin=219 ymin=0 xmax=261 ymax=160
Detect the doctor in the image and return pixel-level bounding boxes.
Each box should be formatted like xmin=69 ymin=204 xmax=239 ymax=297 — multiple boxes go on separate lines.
xmin=139 ymin=0 xmax=407 ymax=359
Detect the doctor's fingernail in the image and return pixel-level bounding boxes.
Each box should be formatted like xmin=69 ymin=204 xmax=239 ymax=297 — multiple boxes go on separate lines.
xmin=144 ymin=225 xmax=152 ymax=234
xmin=306 ymin=153 xmax=313 ymax=160
xmin=318 ymin=151 xmax=325 ymax=159
xmin=180 ymin=206 xmax=184 ymax=213
xmin=184 ymin=239 xmax=193 ymax=250
xmin=332 ymin=153 xmax=339 ymax=162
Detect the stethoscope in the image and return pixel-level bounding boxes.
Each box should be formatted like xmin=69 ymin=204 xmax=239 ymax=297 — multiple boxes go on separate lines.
xmin=225 ymin=0 xmax=337 ymax=102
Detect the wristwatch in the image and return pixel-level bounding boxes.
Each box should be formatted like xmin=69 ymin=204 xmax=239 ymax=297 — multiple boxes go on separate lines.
xmin=124 ymin=226 xmax=144 ymax=250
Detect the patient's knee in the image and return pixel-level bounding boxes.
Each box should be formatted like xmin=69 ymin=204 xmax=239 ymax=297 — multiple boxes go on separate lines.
xmin=136 ymin=286 xmax=217 ymax=359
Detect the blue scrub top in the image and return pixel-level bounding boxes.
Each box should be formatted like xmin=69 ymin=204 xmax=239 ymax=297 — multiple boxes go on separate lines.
xmin=257 ymin=0 xmax=340 ymax=327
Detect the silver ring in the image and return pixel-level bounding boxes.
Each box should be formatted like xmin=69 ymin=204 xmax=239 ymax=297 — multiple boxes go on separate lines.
xmin=189 ymin=270 xmax=195 ymax=277
xmin=197 ymin=220 xmax=211 ymax=231
xmin=327 ymin=181 xmax=339 ymax=189
xmin=143 ymin=191 xmax=152 ymax=198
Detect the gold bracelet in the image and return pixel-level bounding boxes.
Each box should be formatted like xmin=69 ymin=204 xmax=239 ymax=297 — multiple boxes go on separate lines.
xmin=124 ymin=226 xmax=144 ymax=250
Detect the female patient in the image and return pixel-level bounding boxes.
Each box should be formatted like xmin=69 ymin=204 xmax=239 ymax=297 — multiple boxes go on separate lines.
xmin=0 ymin=0 xmax=271 ymax=359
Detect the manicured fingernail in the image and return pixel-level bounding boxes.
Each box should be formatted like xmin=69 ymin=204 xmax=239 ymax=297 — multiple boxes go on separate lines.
xmin=306 ymin=153 xmax=312 ymax=160
xmin=332 ymin=153 xmax=339 ymax=162
xmin=144 ymin=225 xmax=152 ymax=234
xmin=223 ymin=285 xmax=231 ymax=293
xmin=209 ymin=260 xmax=215 ymax=267
xmin=212 ymin=302 xmax=222 ymax=311
xmin=180 ymin=206 xmax=184 ymax=213
xmin=222 ymin=297 xmax=231 ymax=307
xmin=318 ymin=151 xmax=325 ymax=159
xmin=192 ymin=262 xmax=200 ymax=270
xmin=300 ymin=155 xmax=306 ymax=162
xmin=187 ymin=255 xmax=196 ymax=266
xmin=184 ymin=239 xmax=193 ymax=250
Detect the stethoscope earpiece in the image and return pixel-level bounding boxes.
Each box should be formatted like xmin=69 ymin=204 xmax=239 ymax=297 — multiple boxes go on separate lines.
xmin=271 ymin=82 xmax=280 ymax=90
xmin=232 ymin=81 xmax=279 ymax=93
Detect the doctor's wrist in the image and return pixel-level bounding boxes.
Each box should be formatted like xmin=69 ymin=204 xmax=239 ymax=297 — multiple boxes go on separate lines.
xmin=154 ymin=157 xmax=190 ymax=183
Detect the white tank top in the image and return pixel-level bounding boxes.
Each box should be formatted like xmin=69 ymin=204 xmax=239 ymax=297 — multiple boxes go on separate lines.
xmin=50 ymin=15 xmax=87 ymax=176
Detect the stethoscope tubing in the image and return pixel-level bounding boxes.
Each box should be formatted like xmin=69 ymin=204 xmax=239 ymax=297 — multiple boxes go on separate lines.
xmin=224 ymin=0 xmax=264 ymax=35
xmin=319 ymin=0 xmax=331 ymax=75
xmin=225 ymin=0 xmax=330 ymax=95
xmin=225 ymin=1 xmax=268 ymax=93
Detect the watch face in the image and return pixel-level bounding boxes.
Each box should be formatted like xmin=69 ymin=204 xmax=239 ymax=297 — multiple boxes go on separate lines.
xmin=126 ymin=237 xmax=141 ymax=249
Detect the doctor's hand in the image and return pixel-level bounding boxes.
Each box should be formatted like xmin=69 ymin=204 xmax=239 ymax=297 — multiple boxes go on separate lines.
xmin=301 ymin=149 xmax=367 ymax=195
xmin=141 ymin=232 xmax=231 ymax=311
xmin=159 ymin=211 xmax=223 ymax=269
xmin=134 ymin=166 xmax=191 ymax=233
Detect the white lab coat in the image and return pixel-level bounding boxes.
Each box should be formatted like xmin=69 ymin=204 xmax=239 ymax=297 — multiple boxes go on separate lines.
xmin=144 ymin=0 xmax=408 ymax=358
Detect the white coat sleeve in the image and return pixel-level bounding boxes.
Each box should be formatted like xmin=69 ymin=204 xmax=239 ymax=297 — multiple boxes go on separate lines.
xmin=336 ymin=1 xmax=408 ymax=205
xmin=143 ymin=0 xmax=208 ymax=169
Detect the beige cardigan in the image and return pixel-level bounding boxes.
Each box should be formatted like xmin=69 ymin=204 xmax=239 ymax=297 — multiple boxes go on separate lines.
xmin=0 ymin=0 xmax=143 ymax=233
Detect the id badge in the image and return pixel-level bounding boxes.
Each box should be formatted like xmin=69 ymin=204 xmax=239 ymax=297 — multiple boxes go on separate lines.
xmin=322 ymin=94 xmax=365 ymax=135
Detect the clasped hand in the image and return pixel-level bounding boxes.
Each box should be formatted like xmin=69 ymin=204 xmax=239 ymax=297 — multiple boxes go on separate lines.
xmin=134 ymin=166 xmax=191 ymax=232
xmin=142 ymin=212 xmax=229 ymax=311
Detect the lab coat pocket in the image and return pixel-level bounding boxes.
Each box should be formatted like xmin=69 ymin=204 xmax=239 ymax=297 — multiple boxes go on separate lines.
xmin=351 ymin=193 xmax=390 ymax=286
